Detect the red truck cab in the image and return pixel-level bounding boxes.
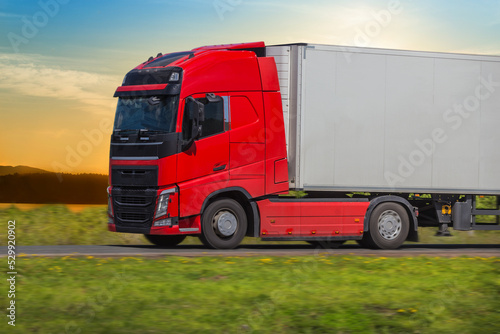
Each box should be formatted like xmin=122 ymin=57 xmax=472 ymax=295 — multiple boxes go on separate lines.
xmin=108 ymin=42 xmax=294 ymax=248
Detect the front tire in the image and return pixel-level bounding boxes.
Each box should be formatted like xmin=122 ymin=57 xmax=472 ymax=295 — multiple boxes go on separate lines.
xmin=364 ymin=202 xmax=409 ymax=249
xmin=144 ymin=234 xmax=186 ymax=247
xmin=199 ymin=198 xmax=247 ymax=249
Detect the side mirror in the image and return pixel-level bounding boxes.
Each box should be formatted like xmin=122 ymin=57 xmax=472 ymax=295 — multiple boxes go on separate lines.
xmin=191 ymin=98 xmax=204 ymax=139
xmin=182 ymin=97 xmax=205 ymax=150
xmin=206 ymin=93 xmax=222 ymax=103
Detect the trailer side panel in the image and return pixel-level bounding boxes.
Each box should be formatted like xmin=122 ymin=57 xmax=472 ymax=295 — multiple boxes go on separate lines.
xmin=268 ymin=44 xmax=500 ymax=194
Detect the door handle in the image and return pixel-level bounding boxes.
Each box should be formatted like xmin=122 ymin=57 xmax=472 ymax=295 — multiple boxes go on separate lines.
xmin=213 ymin=164 xmax=227 ymax=171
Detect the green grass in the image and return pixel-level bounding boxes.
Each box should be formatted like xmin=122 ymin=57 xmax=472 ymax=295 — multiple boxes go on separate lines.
xmin=3 ymin=255 xmax=500 ymax=333
xmin=1 ymin=205 xmax=500 ymax=246
xmin=0 ymin=205 xmax=147 ymax=246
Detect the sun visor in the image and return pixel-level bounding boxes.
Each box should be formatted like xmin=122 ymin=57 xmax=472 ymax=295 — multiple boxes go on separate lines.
xmin=114 ymin=67 xmax=183 ymax=97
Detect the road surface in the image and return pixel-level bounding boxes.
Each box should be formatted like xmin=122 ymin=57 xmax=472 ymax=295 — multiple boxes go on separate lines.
xmin=2 ymin=244 xmax=499 ymax=257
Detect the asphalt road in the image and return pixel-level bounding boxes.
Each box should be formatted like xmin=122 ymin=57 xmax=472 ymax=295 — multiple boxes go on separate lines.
xmin=2 ymin=244 xmax=500 ymax=257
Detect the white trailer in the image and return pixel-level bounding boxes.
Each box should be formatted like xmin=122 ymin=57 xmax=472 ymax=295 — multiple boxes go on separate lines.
xmin=267 ymin=43 xmax=500 ymax=234
xmin=267 ymin=43 xmax=500 ymax=195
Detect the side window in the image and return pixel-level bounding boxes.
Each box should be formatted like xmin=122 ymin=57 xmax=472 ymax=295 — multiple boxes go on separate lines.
xmin=182 ymin=95 xmax=225 ymax=140
xmin=202 ymin=99 xmax=224 ymax=137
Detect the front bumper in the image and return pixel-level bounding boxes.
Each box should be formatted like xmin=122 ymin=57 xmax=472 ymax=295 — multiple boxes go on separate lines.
xmin=111 ymin=187 xmax=157 ymax=232
xmin=108 ymin=220 xmax=200 ymax=235
xmin=109 ymin=186 xmax=180 ymax=234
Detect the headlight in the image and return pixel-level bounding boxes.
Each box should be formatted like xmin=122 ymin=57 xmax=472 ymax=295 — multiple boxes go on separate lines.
xmin=155 ymin=193 xmax=170 ymax=218
xmin=169 ymin=72 xmax=180 ymax=82
xmin=155 ymin=188 xmax=177 ymax=218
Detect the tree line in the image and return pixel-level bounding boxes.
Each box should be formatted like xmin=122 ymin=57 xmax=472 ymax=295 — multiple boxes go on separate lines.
xmin=0 ymin=173 xmax=108 ymax=204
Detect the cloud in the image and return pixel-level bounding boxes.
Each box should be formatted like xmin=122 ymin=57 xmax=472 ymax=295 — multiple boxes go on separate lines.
xmin=245 ymin=1 xmax=393 ymax=27
xmin=241 ymin=0 xmax=415 ymax=47
xmin=0 ymin=12 xmax=23 ymax=19
xmin=0 ymin=53 xmax=120 ymax=112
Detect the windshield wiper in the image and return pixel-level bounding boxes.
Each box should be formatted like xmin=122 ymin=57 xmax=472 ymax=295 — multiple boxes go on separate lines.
xmin=114 ymin=129 xmax=138 ymax=135
xmin=139 ymin=129 xmax=167 ymax=134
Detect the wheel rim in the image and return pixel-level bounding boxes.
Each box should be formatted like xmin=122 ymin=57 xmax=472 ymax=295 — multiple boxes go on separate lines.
xmin=213 ymin=210 xmax=238 ymax=237
xmin=377 ymin=209 xmax=402 ymax=240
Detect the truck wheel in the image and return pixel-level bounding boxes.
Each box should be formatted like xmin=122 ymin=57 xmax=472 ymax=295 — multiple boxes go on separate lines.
xmin=307 ymin=240 xmax=345 ymax=249
xmin=199 ymin=198 xmax=247 ymax=249
xmin=365 ymin=202 xmax=409 ymax=249
xmin=144 ymin=234 xmax=186 ymax=247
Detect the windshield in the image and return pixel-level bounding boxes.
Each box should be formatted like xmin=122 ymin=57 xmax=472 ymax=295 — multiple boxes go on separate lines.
xmin=113 ymin=96 xmax=179 ymax=133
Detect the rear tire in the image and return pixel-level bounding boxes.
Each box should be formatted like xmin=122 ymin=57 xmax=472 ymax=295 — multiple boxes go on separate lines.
xmin=144 ymin=234 xmax=186 ymax=247
xmin=199 ymin=198 xmax=247 ymax=249
xmin=364 ymin=202 xmax=409 ymax=249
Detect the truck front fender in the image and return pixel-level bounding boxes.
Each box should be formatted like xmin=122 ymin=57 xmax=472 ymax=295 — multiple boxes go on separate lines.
xmin=364 ymin=195 xmax=419 ymax=242
xmin=201 ymin=187 xmax=261 ymax=238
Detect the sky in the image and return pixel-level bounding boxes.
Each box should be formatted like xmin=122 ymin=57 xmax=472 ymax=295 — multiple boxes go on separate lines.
xmin=0 ymin=0 xmax=499 ymax=174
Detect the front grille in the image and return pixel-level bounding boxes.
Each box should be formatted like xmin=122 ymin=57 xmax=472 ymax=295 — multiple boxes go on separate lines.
xmin=112 ymin=187 xmax=157 ymax=228
xmin=117 ymin=196 xmax=148 ymax=205
xmin=118 ymin=212 xmax=148 ymax=222
xmin=111 ymin=166 xmax=158 ymax=187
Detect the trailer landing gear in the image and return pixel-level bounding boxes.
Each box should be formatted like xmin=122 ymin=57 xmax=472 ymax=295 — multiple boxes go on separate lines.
xmin=435 ymin=223 xmax=452 ymax=237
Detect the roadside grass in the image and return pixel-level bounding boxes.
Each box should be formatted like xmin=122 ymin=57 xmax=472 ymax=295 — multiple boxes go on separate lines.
xmin=1 ymin=205 xmax=500 ymax=246
xmin=0 ymin=205 xmax=146 ymax=246
xmin=3 ymin=255 xmax=500 ymax=333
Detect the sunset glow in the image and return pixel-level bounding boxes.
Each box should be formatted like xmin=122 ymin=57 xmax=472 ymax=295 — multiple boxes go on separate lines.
xmin=1 ymin=0 xmax=499 ymax=174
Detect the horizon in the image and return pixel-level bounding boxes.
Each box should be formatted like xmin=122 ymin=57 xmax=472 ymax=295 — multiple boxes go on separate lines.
xmin=0 ymin=165 xmax=107 ymax=175
xmin=1 ymin=0 xmax=499 ymax=174
xmin=0 ymin=164 xmax=107 ymax=175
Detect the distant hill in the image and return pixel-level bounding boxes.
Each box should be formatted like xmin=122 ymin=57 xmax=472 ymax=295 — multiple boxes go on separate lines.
xmin=0 ymin=171 xmax=108 ymax=204
xmin=0 ymin=165 xmax=50 ymax=176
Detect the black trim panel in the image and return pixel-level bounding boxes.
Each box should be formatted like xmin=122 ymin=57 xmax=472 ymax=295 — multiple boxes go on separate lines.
xmin=269 ymin=198 xmax=369 ymax=203
xmin=123 ymin=66 xmax=183 ymax=86
xmin=114 ymin=66 xmax=183 ymax=97
xmin=268 ymin=43 xmax=309 ymax=47
xmin=110 ymin=133 xmax=180 ymax=160
xmin=248 ymin=201 xmax=260 ymax=238
xmin=111 ymin=166 xmax=158 ymax=187
xmin=238 ymin=47 xmax=266 ymax=57
xmin=143 ymin=53 xmax=192 ymax=68
xmin=115 ymin=225 xmax=151 ymax=234
xmin=262 ymin=236 xmax=362 ymax=241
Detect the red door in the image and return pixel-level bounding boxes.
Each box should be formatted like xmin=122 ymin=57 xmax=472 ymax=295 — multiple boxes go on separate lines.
xmin=177 ymin=94 xmax=230 ymax=217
